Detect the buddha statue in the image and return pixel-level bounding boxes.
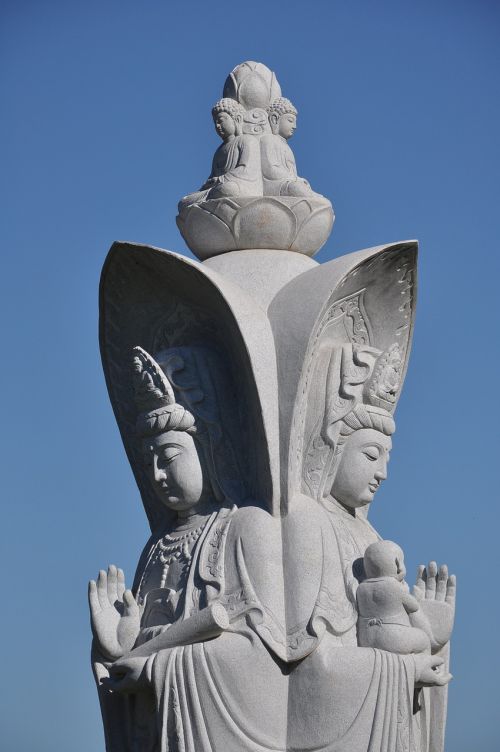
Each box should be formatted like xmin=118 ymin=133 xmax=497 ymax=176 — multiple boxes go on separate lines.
xmin=260 ymin=97 xmax=325 ymax=199
xmin=176 ymin=65 xmax=334 ymax=259
xmin=178 ymin=98 xmax=262 ymax=211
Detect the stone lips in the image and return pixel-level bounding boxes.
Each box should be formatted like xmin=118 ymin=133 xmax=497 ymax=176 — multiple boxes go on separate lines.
xmin=176 ymin=195 xmax=335 ymax=260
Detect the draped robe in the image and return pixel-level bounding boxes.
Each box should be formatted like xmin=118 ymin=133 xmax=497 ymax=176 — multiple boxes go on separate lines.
xmin=179 ymin=134 xmax=262 ymax=209
xmin=93 ymin=504 xmax=289 ymax=752
xmin=284 ymin=494 xmax=447 ymax=752
xmin=93 ymin=498 xmax=448 ymax=752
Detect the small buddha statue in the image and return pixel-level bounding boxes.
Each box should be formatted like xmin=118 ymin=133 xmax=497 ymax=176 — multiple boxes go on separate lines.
xmin=179 ymin=98 xmax=263 ymax=211
xmin=260 ymin=97 xmax=322 ymax=199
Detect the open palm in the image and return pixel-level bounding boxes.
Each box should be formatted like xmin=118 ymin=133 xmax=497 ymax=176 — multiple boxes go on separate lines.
xmin=413 ymin=561 xmax=456 ymax=651
xmin=88 ymin=565 xmax=140 ymax=661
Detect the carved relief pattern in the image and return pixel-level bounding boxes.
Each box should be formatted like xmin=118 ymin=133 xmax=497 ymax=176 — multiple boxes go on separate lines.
xmin=321 ymin=289 xmax=372 ymax=345
xmin=299 ymin=247 xmax=416 ymax=496
xmin=295 ymin=289 xmax=372 ymax=493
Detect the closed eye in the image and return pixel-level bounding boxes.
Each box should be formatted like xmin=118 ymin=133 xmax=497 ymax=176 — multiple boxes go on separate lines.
xmin=362 ymin=447 xmax=380 ymax=461
xmin=162 ymin=450 xmax=182 ymax=463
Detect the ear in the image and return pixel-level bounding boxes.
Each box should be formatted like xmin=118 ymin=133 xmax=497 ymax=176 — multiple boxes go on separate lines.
xmin=234 ymin=114 xmax=243 ymax=135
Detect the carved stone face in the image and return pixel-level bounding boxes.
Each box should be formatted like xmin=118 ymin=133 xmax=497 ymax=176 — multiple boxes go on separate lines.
xmin=142 ymin=429 xmax=205 ymax=512
xmin=214 ymin=111 xmax=237 ymax=140
xmin=276 ymin=112 xmax=296 ymax=139
xmin=331 ymin=428 xmax=392 ymax=509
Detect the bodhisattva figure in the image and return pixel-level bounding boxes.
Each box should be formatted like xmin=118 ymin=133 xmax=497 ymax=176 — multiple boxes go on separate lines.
xmin=260 ymin=97 xmax=325 ymax=199
xmin=179 ymin=98 xmax=263 ymax=211
xmin=89 ymin=346 xmax=289 ymax=752
xmin=285 ymin=344 xmax=455 ymax=751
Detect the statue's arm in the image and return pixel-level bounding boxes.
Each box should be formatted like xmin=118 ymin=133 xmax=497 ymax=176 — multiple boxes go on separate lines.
xmin=223 ymin=507 xmax=289 ymax=659
xmin=225 ymin=136 xmax=260 ymax=179
xmin=200 ymin=146 xmax=224 ymax=188
xmin=402 ymin=591 xmax=420 ymax=614
xmin=260 ymin=136 xmax=290 ymax=180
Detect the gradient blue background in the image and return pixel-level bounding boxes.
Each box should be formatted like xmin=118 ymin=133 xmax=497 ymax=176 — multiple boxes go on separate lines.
xmin=1 ymin=1 xmax=499 ymax=749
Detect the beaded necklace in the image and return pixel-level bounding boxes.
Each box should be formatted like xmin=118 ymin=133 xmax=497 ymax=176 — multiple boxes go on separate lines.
xmin=138 ymin=517 xmax=210 ymax=598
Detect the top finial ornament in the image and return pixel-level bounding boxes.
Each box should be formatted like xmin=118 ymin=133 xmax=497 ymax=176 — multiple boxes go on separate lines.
xmin=223 ymin=61 xmax=282 ymax=110
xmin=177 ymin=62 xmax=334 ymax=260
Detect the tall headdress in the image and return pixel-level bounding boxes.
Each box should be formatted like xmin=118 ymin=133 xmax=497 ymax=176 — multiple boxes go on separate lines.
xmin=304 ymin=342 xmax=401 ymax=500
xmin=132 ymin=346 xmax=195 ymax=437
xmin=131 ymin=344 xmax=247 ymax=510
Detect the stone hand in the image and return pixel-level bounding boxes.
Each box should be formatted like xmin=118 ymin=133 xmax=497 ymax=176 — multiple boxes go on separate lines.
xmin=88 ymin=565 xmax=140 ymax=661
xmin=103 ymin=654 xmax=150 ymax=694
xmin=413 ymin=561 xmax=456 ymax=651
xmin=414 ymin=653 xmax=452 ymax=688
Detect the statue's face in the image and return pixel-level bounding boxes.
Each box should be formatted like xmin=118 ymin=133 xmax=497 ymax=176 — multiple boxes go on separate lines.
xmin=331 ymin=428 xmax=392 ymax=509
xmin=381 ymin=542 xmax=406 ymax=580
xmin=142 ymin=430 xmax=205 ymax=512
xmin=277 ymin=112 xmax=296 ymax=139
xmin=214 ymin=111 xmax=237 ymax=139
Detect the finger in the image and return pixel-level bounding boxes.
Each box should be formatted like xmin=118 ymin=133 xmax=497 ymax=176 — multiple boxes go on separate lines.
xmin=413 ymin=565 xmax=426 ymax=599
xmin=107 ymin=565 xmax=118 ymax=603
xmin=436 ymin=564 xmax=448 ymax=601
xmin=445 ymin=574 xmax=456 ymax=605
xmin=101 ymin=675 xmax=124 ymax=692
xmin=117 ymin=568 xmax=126 ymax=600
xmin=123 ymin=589 xmax=139 ymax=617
xmin=97 ymin=570 xmax=109 ymax=609
xmin=436 ymin=672 xmax=453 ymax=686
xmin=88 ymin=580 xmax=101 ymax=617
xmin=425 ymin=561 xmax=437 ymax=599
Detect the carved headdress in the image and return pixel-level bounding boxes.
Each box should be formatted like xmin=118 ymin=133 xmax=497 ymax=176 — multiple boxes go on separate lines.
xmin=304 ymin=342 xmax=404 ymax=500
xmin=131 ymin=344 xmax=247 ymax=511
xmin=132 ymin=346 xmax=195 ymax=437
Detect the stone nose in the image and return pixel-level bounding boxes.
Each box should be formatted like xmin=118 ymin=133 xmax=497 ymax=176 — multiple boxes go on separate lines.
xmin=153 ymin=456 xmax=167 ymax=482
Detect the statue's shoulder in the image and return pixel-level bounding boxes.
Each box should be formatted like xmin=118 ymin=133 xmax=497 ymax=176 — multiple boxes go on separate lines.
xmin=287 ymin=494 xmax=332 ymax=531
xmin=260 ymin=132 xmax=280 ymax=152
xmin=236 ymin=133 xmax=261 ymax=153
xmin=229 ymin=503 xmax=280 ymax=539
xmin=260 ymin=132 xmax=274 ymax=145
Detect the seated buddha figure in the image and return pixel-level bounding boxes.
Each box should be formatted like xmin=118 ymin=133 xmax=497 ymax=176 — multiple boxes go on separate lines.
xmin=179 ymin=98 xmax=263 ymax=210
xmin=260 ymin=96 xmax=321 ymax=198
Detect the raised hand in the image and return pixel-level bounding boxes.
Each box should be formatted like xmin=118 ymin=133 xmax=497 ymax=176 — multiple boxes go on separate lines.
xmin=88 ymin=565 xmax=140 ymax=661
xmin=413 ymin=561 xmax=456 ymax=651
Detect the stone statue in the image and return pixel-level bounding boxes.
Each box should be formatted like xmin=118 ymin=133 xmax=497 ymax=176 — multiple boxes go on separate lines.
xmin=92 ymin=62 xmax=456 ymax=752
xmin=176 ymin=63 xmax=334 ymax=259
xmin=261 ymin=97 xmax=321 ymax=198
xmin=91 ymin=345 xmax=291 ymax=751
xmin=280 ymin=342 xmax=454 ymax=750
xmin=357 ymin=540 xmax=435 ymax=655
xmin=179 ymin=98 xmax=262 ymax=210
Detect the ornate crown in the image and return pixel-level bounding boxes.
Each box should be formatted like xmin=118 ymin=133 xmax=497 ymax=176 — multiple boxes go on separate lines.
xmin=131 ymin=346 xmax=195 ymax=437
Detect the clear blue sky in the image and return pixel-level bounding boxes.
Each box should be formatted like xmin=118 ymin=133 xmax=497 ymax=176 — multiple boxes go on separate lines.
xmin=1 ymin=1 xmax=499 ymax=750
